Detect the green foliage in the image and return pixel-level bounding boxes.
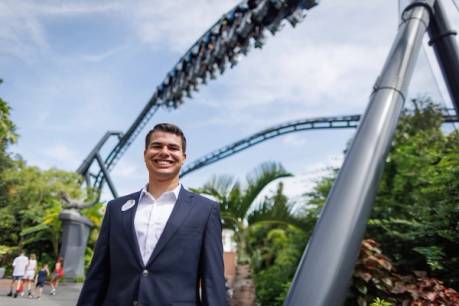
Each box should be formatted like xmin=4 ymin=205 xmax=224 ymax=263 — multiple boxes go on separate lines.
xmin=246 ymin=183 xmax=310 ymax=306
xmin=0 ymin=159 xmax=83 ymax=257
xmin=367 ymin=100 xmax=459 ymax=288
xmin=0 ymin=94 xmax=17 ymax=149
xmin=194 ymin=163 xmax=308 ymax=304
xmin=370 ymin=297 xmax=392 ymax=306
xmin=298 ymin=99 xmax=459 ymax=302
xmin=249 ymin=224 xmax=307 ymax=306
xmin=82 ymin=203 xmax=104 ymax=271
xmin=193 ymin=161 xmax=292 ymax=261
xmin=0 ymin=94 xmax=103 ymax=273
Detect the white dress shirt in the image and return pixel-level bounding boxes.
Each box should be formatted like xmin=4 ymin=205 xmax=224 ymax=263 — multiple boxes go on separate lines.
xmin=134 ymin=184 xmax=181 ymax=266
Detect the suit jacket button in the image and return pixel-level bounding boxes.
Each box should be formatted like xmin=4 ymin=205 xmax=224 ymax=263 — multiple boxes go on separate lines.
xmin=142 ymin=269 xmax=149 ymax=276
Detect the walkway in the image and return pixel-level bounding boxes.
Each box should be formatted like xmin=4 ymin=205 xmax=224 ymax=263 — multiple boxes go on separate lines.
xmin=0 ymin=279 xmax=81 ymax=306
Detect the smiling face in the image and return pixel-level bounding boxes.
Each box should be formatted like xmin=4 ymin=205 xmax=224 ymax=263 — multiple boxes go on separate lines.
xmin=144 ymin=131 xmax=186 ymax=183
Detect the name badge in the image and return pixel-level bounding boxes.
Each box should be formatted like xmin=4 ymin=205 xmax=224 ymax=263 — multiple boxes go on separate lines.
xmin=121 ymin=200 xmax=136 ymax=212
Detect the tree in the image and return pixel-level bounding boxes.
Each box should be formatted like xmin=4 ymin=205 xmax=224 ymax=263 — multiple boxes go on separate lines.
xmin=246 ymin=182 xmax=321 ymax=306
xmin=193 ymin=161 xmax=292 ymax=261
xmin=0 ymin=88 xmax=17 ymax=149
xmin=304 ymin=99 xmax=459 ymax=298
xmin=367 ymin=100 xmax=459 ymax=289
xmin=0 ymin=94 xmax=104 ymax=273
xmin=1 ymin=159 xmax=83 ymax=255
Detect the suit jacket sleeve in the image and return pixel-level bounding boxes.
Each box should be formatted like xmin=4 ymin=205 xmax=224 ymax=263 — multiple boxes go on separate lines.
xmin=77 ymin=201 xmax=111 ymax=306
xmin=200 ymin=202 xmax=226 ymax=306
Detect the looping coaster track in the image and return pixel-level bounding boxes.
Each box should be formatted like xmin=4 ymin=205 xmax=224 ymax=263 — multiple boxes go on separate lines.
xmin=77 ymin=0 xmax=319 ymax=195
xmin=180 ymin=109 xmax=458 ymax=177
xmin=72 ymin=1 xmax=459 ymax=304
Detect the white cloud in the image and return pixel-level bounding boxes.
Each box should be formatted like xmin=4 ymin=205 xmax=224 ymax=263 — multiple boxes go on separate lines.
xmin=0 ymin=0 xmax=122 ymax=60
xmin=5 ymin=0 xmax=459 ymax=199
xmin=299 ymin=155 xmax=344 ymax=175
xmin=112 ymin=159 xmax=142 ymax=179
xmin=280 ymin=134 xmax=309 ymax=147
xmin=0 ymin=1 xmax=50 ymax=58
xmin=44 ymin=144 xmax=81 ymax=168
xmin=128 ymin=0 xmax=238 ymax=52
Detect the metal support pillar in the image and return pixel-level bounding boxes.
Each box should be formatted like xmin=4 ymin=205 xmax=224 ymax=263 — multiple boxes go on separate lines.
xmin=428 ymin=0 xmax=459 ymax=113
xmin=283 ymin=1 xmax=433 ymax=305
xmin=76 ymin=131 xmax=122 ymax=199
xmin=95 ymin=153 xmax=118 ymax=198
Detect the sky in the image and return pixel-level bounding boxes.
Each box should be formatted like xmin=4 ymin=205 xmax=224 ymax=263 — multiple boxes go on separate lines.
xmin=1 ymin=0 xmax=459 ymax=204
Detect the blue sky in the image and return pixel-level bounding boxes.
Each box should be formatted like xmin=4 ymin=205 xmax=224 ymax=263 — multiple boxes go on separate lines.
xmin=1 ymin=0 xmax=458 ymax=203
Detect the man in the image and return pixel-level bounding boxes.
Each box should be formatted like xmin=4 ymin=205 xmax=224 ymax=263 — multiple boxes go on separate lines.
xmin=77 ymin=123 xmax=226 ymax=306
xmin=7 ymin=250 xmax=28 ymax=298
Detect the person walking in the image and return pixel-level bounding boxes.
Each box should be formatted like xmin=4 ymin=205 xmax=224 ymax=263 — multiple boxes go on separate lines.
xmin=50 ymin=256 xmax=64 ymax=295
xmin=77 ymin=123 xmax=226 ymax=306
xmin=23 ymin=253 xmax=37 ymax=297
xmin=34 ymin=263 xmax=49 ymax=300
xmin=7 ymin=250 xmax=28 ymax=298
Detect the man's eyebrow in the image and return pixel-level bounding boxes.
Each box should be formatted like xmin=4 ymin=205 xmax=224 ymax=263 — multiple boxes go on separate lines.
xmin=150 ymin=141 xmax=180 ymax=147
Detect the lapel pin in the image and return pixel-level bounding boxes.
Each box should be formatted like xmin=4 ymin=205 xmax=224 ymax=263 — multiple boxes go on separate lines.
xmin=121 ymin=199 xmax=136 ymax=212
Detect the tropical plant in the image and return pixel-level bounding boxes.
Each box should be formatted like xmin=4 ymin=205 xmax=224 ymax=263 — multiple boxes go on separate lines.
xmin=246 ymin=182 xmax=318 ymax=306
xmin=193 ymin=161 xmax=292 ymax=261
xmin=370 ymin=298 xmax=392 ymax=306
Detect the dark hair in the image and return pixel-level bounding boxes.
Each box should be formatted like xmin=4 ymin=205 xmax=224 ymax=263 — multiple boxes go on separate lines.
xmin=145 ymin=123 xmax=187 ymax=153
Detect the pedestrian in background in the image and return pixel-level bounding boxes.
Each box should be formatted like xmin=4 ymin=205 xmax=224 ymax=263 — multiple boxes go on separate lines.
xmin=34 ymin=263 xmax=49 ymax=300
xmin=50 ymin=256 xmax=64 ymax=295
xmin=7 ymin=250 xmax=28 ymax=298
xmin=24 ymin=253 xmax=37 ymax=297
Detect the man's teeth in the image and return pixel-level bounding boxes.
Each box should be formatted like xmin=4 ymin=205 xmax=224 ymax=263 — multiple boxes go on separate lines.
xmin=155 ymin=160 xmax=172 ymax=165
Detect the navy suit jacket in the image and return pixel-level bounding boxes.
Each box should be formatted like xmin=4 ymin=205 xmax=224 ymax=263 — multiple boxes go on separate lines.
xmin=77 ymin=187 xmax=226 ymax=306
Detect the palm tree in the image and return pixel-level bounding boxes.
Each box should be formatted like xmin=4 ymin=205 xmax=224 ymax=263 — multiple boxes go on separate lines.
xmin=193 ymin=161 xmax=293 ymax=262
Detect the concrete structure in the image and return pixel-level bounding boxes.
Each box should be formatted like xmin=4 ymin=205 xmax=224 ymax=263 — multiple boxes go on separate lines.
xmin=59 ymin=210 xmax=92 ymax=279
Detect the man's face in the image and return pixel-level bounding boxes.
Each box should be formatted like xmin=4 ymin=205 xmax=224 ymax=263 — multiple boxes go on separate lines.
xmin=144 ymin=131 xmax=186 ymax=182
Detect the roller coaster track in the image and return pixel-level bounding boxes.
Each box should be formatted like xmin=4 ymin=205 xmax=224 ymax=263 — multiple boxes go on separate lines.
xmin=180 ymin=108 xmax=459 ymax=177
xmin=77 ymin=0 xmax=319 ymax=193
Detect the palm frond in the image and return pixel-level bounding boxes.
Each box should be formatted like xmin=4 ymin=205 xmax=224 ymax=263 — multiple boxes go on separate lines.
xmin=20 ymin=223 xmax=49 ymax=236
xmin=192 ymin=174 xmax=237 ymax=203
xmin=247 ymin=197 xmax=308 ymax=231
xmin=241 ymin=162 xmax=292 ymax=216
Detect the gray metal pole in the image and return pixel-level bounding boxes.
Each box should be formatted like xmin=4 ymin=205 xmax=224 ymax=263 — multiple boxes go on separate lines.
xmin=428 ymin=0 xmax=459 ymax=113
xmin=95 ymin=153 xmax=118 ymax=198
xmin=283 ymin=1 xmax=433 ymax=305
xmin=76 ymin=131 xmax=123 ymax=176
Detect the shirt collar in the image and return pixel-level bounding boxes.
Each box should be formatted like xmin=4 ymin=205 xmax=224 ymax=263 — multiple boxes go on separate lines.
xmin=140 ymin=183 xmax=182 ymax=202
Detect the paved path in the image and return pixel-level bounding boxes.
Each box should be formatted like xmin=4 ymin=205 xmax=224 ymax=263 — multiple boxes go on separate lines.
xmin=0 ymin=279 xmax=81 ymax=306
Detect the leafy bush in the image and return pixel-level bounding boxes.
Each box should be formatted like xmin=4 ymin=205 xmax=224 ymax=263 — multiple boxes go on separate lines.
xmin=350 ymin=239 xmax=459 ymax=305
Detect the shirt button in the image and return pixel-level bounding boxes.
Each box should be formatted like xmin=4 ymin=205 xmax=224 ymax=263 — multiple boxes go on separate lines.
xmin=142 ymin=269 xmax=149 ymax=276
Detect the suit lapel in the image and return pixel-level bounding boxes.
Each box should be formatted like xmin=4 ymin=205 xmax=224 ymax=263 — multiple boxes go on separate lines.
xmin=121 ymin=191 xmax=145 ymax=268
xmin=146 ymin=187 xmax=194 ymax=266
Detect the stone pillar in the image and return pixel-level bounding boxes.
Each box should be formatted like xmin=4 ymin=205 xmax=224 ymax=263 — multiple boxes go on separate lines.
xmin=59 ymin=209 xmax=93 ymax=279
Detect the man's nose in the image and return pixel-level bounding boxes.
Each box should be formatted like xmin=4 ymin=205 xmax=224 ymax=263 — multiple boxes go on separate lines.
xmin=158 ymin=146 xmax=170 ymax=155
